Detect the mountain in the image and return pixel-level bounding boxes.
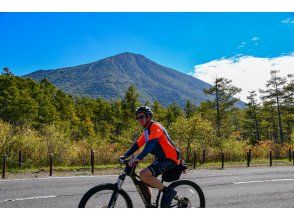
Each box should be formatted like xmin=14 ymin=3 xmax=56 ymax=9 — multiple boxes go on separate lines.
xmin=23 ymin=52 xmax=243 ymax=107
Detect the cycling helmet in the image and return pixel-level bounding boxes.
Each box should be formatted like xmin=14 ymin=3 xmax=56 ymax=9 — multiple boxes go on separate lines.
xmin=135 ymin=106 xmax=153 ymax=117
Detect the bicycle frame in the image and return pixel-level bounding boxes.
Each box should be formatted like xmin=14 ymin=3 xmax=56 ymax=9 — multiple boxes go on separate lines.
xmin=108 ymin=161 xmax=162 ymax=208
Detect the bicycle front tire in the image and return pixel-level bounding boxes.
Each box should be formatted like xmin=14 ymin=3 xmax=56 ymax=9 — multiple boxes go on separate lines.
xmin=78 ymin=183 xmax=133 ymax=208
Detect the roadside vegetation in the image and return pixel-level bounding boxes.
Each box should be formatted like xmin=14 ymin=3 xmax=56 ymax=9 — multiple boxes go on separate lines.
xmin=0 ymin=67 xmax=293 ymax=170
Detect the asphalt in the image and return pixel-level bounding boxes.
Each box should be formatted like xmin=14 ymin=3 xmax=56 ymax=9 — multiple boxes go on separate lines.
xmin=0 ymin=166 xmax=294 ymax=208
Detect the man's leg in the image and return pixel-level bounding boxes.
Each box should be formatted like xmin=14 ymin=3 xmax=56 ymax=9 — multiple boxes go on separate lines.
xmin=140 ymin=159 xmax=178 ymax=207
xmin=139 ymin=168 xmax=164 ymax=191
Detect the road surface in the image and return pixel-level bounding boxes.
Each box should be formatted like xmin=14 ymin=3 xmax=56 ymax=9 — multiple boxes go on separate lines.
xmin=0 ymin=166 xmax=294 ymax=208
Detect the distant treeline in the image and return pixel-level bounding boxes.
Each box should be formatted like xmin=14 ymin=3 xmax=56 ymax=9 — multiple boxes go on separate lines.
xmin=0 ymin=68 xmax=293 ymax=168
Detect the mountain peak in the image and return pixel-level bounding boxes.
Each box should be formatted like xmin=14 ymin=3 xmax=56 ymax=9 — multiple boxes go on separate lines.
xmin=23 ymin=53 xmax=214 ymax=107
xmin=107 ymin=52 xmax=146 ymax=60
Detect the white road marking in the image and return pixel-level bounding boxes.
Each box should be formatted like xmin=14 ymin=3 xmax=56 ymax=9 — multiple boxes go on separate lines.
xmin=1 ymin=195 xmax=56 ymax=203
xmin=234 ymin=178 xmax=294 ymax=184
xmin=0 ymin=174 xmax=117 ymax=182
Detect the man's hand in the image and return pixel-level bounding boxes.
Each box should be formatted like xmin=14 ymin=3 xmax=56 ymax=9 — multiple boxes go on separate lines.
xmin=128 ymin=158 xmax=140 ymax=167
xmin=119 ymin=156 xmax=126 ymax=164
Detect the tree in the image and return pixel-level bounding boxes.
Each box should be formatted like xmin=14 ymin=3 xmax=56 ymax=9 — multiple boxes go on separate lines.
xmin=1 ymin=67 xmax=14 ymax=76
xmin=281 ymin=74 xmax=294 ymax=142
xmin=245 ymin=91 xmax=261 ymax=143
xmin=152 ymin=100 xmax=166 ymax=122
xmin=260 ymin=100 xmax=278 ymax=143
xmin=184 ymin=100 xmax=196 ymax=118
xmin=170 ymin=114 xmax=216 ymax=162
xmin=121 ymin=85 xmax=139 ymax=119
xmin=165 ymin=102 xmax=183 ymax=128
xmin=0 ymin=74 xmax=20 ymax=122
xmin=260 ymin=70 xmax=286 ymax=144
xmin=54 ymin=90 xmax=76 ymax=122
xmin=204 ymin=77 xmax=241 ymax=141
xmin=92 ymin=98 xmax=112 ymax=138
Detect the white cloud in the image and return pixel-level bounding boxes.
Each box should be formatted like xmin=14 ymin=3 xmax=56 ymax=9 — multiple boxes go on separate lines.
xmin=238 ymin=41 xmax=246 ymax=48
xmin=251 ymin=36 xmax=260 ymax=41
xmin=281 ymin=18 xmax=294 ymax=25
xmin=193 ymin=53 xmax=294 ymax=103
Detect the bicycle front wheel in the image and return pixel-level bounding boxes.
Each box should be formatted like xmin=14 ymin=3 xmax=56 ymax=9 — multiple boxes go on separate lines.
xmin=78 ymin=184 xmax=133 ymax=208
xmin=161 ymin=180 xmax=205 ymax=208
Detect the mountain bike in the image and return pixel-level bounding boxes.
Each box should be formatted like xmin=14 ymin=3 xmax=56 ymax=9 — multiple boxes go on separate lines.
xmin=78 ymin=158 xmax=205 ymax=208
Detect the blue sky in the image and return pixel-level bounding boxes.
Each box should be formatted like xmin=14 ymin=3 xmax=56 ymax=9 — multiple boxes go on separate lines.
xmin=0 ymin=12 xmax=294 ymax=76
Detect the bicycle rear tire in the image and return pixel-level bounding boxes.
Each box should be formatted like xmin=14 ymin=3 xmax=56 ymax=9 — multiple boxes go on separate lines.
xmin=161 ymin=180 xmax=205 ymax=208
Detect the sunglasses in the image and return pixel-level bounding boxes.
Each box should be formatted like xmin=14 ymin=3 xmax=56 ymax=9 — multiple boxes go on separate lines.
xmin=136 ymin=115 xmax=146 ymax=120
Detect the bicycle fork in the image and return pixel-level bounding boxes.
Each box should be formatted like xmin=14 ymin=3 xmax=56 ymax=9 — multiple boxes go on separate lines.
xmin=107 ymin=173 xmax=126 ymax=208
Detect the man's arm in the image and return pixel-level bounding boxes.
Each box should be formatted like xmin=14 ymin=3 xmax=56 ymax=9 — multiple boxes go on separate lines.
xmin=124 ymin=132 xmax=146 ymax=158
xmin=136 ymin=138 xmax=158 ymax=161
xmin=124 ymin=143 xmax=139 ymax=158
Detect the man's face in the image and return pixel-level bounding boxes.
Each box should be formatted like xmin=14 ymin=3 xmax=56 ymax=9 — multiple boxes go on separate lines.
xmin=136 ymin=113 xmax=147 ymax=127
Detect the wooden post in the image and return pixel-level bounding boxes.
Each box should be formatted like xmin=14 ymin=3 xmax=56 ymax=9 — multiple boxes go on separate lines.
xmin=247 ymin=152 xmax=250 ymax=167
xmin=91 ymin=150 xmax=94 ymax=174
xmin=289 ymin=148 xmax=292 ymax=162
xmin=2 ymin=155 xmax=7 ymax=179
xmin=221 ymin=152 xmax=224 ymax=169
xmin=269 ymin=150 xmax=272 ymax=167
xmin=49 ymin=153 xmax=53 ymax=176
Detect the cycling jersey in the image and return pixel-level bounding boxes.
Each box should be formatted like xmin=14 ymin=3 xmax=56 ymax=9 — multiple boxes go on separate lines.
xmin=124 ymin=120 xmax=181 ymax=165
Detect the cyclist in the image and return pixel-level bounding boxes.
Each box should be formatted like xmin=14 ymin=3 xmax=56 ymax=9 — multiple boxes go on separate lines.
xmin=122 ymin=106 xmax=181 ymax=208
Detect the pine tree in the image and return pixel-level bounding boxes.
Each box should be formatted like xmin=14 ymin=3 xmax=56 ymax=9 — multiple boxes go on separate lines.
xmin=1 ymin=67 xmax=14 ymax=76
xmin=121 ymin=85 xmax=139 ymax=120
xmin=204 ymin=77 xmax=241 ymax=140
xmin=281 ymin=74 xmax=294 ymax=142
xmin=246 ymin=91 xmax=261 ymax=143
xmin=260 ymin=70 xmax=286 ymax=144
xmin=184 ymin=100 xmax=196 ymax=118
xmin=165 ymin=102 xmax=183 ymax=128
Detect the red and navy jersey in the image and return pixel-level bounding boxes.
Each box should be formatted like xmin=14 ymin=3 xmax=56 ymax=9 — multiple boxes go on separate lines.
xmin=135 ymin=121 xmax=181 ymax=164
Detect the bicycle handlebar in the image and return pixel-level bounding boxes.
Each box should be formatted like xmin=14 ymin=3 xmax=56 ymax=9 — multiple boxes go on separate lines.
xmin=119 ymin=156 xmax=138 ymax=170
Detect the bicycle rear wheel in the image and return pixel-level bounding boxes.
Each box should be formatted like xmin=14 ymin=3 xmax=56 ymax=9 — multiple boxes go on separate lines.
xmin=161 ymin=180 xmax=205 ymax=208
xmin=78 ymin=183 xmax=133 ymax=208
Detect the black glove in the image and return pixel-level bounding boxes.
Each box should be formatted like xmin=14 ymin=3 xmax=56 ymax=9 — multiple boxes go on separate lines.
xmin=119 ymin=156 xmax=126 ymax=164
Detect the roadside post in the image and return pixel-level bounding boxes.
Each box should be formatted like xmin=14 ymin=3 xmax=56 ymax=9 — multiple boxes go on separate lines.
xmin=49 ymin=153 xmax=53 ymax=176
xmin=221 ymin=152 xmax=224 ymax=169
xmin=269 ymin=150 xmax=272 ymax=167
xmin=91 ymin=149 xmax=94 ymax=174
xmin=2 ymin=155 xmax=7 ymax=179
xmin=247 ymin=151 xmax=250 ymax=167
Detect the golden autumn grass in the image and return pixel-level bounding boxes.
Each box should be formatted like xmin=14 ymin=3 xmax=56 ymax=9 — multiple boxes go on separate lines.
xmin=0 ymin=120 xmax=293 ymax=173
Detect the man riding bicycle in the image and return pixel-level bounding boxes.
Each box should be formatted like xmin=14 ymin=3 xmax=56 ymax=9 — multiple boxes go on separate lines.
xmin=122 ymin=106 xmax=181 ymax=208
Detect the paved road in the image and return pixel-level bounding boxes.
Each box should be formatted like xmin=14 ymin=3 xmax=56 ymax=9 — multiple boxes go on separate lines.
xmin=0 ymin=166 xmax=294 ymax=208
